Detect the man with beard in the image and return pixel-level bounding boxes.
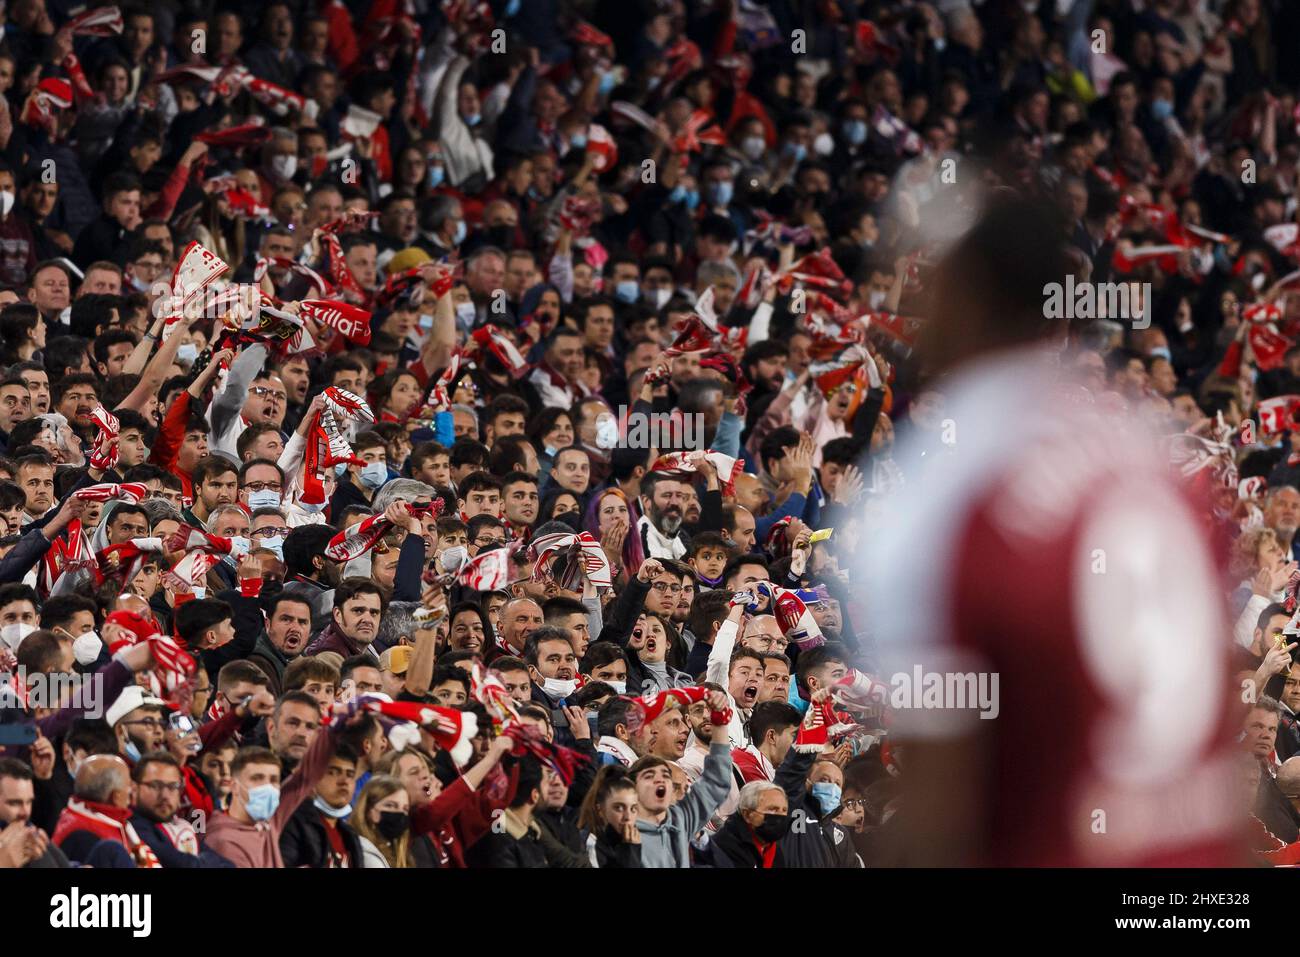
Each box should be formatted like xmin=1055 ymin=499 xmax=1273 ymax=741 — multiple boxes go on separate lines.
xmin=525 ymin=626 xmax=582 ymax=747
xmin=52 ymin=374 xmax=99 ymax=446
xmin=130 ymin=753 xmax=233 ymax=867
xmin=1266 ymin=485 xmax=1300 ymax=563
xmin=304 ymin=580 xmax=383 ymax=659
xmin=107 ymin=686 xmax=168 ymax=765
xmin=247 ymin=595 xmax=314 ymax=696
xmin=267 ymin=691 xmax=323 ymax=773
xmin=637 ymin=472 xmax=691 ymax=560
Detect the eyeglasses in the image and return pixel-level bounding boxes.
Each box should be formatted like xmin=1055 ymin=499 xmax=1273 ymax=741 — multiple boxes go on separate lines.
xmin=840 ymin=798 xmax=866 ymax=811
xmin=252 ymin=525 xmax=291 ymax=538
xmin=138 ymin=780 xmax=183 ymax=794
xmin=122 ymin=718 xmax=165 ymax=731
xmin=651 ymin=582 xmax=683 ymax=594
xmin=243 ymin=481 xmax=283 ymax=493
xmin=475 ymin=536 xmax=506 ymax=547
xmin=250 ymin=386 xmax=287 ymax=402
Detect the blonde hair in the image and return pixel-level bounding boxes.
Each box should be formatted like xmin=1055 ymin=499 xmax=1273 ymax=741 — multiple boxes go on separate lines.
xmin=1230 ymin=527 xmax=1279 ymax=581
xmin=352 ymin=774 xmax=411 ymax=868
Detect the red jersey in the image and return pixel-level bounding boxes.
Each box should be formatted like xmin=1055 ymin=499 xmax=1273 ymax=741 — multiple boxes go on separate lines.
xmin=864 ymin=347 xmax=1243 ymax=866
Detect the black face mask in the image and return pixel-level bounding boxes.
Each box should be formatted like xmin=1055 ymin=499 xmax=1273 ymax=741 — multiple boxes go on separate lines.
xmin=754 ymin=812 xmax=791 ymax=843
xmin=376 ymin=810 xmax=410 ymax=840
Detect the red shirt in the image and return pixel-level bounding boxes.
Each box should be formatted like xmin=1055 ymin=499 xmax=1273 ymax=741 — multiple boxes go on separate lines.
xmin=864 ymin=347 xmax=1243 ymax=866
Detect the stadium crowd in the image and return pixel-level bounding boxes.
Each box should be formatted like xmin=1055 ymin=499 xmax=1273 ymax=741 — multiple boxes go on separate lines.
xmin=0 ymin=0 xmax=1297 ymax=869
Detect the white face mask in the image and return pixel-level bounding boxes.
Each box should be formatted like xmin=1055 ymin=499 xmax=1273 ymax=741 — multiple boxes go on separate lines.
xmin=605 ymin=680 xmax=626 ymax=695
xmin=0 ymin=622 xmax=34 ymax=651
xmin=439 ymin=545 xmax=468 ymax=573
xmin=595 ymin=414 xmax=620 ymax=450
xmin=868 ymin=290 xmax=888 ymax=310
xmin=741 ymin=136 xmax=765 ymax=161
xmin=72 ymin=630 xmax=103 ymax=666
xmin=542 ymin=677 xmax=577 ymax=698
xmin=455 ymin=301 xmax=477 ymax=325
xmin=651 ymin=287 xmax=672 ymax=309
xmin=813 ymin=132 xmax=835 ymax=156
xmin=0 ymin=190 xmax=15 ymax=217
xmin=269 ymin=155 xmax=298 ymax=181
xmin=177 ymin=342 xmax=199 ymax=363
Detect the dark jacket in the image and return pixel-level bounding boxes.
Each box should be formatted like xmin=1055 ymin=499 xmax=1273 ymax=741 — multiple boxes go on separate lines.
xmin=529 ymin=682 xmax=577 ymax=748
xmin=534 ymin=806 xmax=588 ymax=868
xmin=464 ymin=808 xmax=549 ymax=868
xmin=279 ymin=798 xmax=365 ymax=868
xmin=130 ymin=815 xmax=234 ymax=868
xmin=247 ymin=631 xmax=295 ymax=697
xmin=304 ymin=620 xmax=376 ymax=660
xmin=1255 ymin=763 xmax=1300 ymax=843
xmin=709 ymin=812 xmax=787 ymax=868
xmin=589 ymin=824 xmax=643 ymax=868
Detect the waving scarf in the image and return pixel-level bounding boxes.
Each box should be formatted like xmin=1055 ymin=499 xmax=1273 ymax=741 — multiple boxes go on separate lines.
xmin=301 ymin=387 xmax=375 ymax=505
xmin=529 ymin=531 xmax=612 ymax=592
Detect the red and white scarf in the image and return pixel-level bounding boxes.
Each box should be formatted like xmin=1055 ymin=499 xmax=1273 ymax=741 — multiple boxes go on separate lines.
xmin=325 ymin=500 xmax=444 ymax=562
xmin=54 ymin=799 xmax=161 ymax=868
xmin=299 ymin=299 xmax=372 ymax=346
xmin=529 ymin=531 xmax=612 ymax=592
xmin=301 ymin=387 xmax=375 ymax=505
xmin=87 ymin=405 xmax=120 ymax=471
xmin=105 ymin=610 xmax=197 ymax=709
xmin=649 ymin=449 xmax=743 ymax=496
xmin=67 ymin=6 xmax=125 ymax=35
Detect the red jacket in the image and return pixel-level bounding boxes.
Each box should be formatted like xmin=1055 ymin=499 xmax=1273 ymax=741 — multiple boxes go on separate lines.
xmin=412 ymin=766 xmax=519 ymax=868
xmin=53 ymin=797 xmax=162 ymax=868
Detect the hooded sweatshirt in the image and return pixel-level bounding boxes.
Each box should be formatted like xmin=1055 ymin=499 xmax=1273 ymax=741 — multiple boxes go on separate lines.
xmin=634 ymin=741 xmax=733 ymax=868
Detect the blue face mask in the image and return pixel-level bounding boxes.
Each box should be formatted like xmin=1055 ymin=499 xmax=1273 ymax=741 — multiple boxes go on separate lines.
xmin=504 ymin=0 xmax=521 ymax=16
xmin=334 ymin=462 xmax=349 ymax=479
xmin=598 ymin=70 xmax=616 ymax=96
xmin=811 ymin=781 xmax=842 ymax=816
xmin=843 ymin=120 xmax=867 ymax=146
xmin=177 ymin=342 xmax=199 ymax=363
xmin=784 ymin=142 xmax=807 ymax=163
xmin=246 ymin=490 xmax=281 ymax=511
xmin=260 ymin=534 xmax=285 ymax=560
xmin=427 ymin=165 xmax=445 ymax=189
xmin=1151 ymin=99 xmax=1173 ymax=121
xmin=1149 ymin=347 xmax=1172 ymax=362
xmin=313 ymin=796 xmax=352 ymax=819
xmin=570 ymin=133 xmax=587 ymax=150
xmin=243 ymin=783 xmax=281 ymax=822
xmin=298 ymin=499 xmax=326 ymax=514
xmin=123 ymin=739 xmax=141 ymax=763
xmin=465 ymin=113 xmax=482 ymax=127
xmin=706 ymin=181 xmax=734 ymax=206
xmin=615 ymin=280 xmax=640 ymax=304
xmin=453 ymin=219 xmax=467 ymax=245
xmin=669 ymin=185 xmax=686 ymax=204
xmin=359 ymin=460 xmax=389 ymax=490
xmin=684 ymin=189 xmax=700 ymax=212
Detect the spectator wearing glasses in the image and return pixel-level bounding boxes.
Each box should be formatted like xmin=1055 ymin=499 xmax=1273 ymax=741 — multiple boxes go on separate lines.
xmin=467 ymin=514 xmax=507 ymax=556
xmin=130 ymin=752 xmax=234 ymax=868
xmin=107 ymin=686 xmax=169 ymax=768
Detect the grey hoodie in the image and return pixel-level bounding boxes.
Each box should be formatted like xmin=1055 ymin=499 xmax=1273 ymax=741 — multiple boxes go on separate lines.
xmin=635 ymin=742 xmax=732 ymax=868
